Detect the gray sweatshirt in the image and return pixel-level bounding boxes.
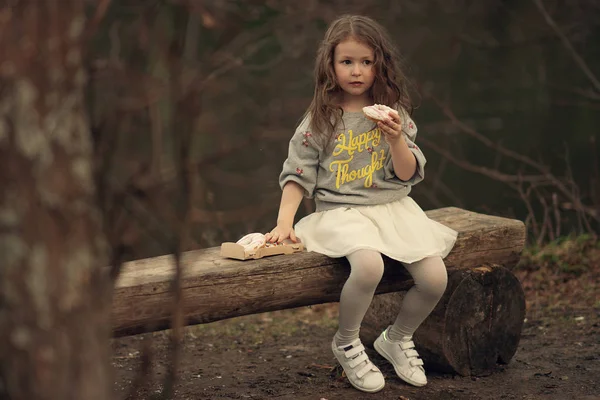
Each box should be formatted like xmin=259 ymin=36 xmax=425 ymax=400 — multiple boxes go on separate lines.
xmin=279 ymin=109 xmax=426 ymax=212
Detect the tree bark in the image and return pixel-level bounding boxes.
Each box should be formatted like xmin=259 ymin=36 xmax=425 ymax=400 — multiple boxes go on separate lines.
xmin=0 ymin=2 xmax=112 ymax=400
xmin=112 ymin=207 xmax=525 ymax=336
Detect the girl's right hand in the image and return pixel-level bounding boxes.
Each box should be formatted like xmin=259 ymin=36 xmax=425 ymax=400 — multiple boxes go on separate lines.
xmin=265 ymin=223 xmax=298 ymax=243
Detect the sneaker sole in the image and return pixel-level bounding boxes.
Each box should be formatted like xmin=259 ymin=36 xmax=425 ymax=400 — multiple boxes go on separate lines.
xmin=346 ymin=376 xmax=385 ymax=394
xmin=374 ymin=339 xmax=427 ymax=387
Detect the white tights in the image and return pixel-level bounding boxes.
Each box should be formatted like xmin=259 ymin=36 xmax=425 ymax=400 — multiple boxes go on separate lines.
xmin=334 ymin=249 xmax=448 ymax=346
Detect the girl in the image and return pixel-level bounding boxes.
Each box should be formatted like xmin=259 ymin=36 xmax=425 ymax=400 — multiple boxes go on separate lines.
xmin=265 ymin=15 xmax=457 ymax=393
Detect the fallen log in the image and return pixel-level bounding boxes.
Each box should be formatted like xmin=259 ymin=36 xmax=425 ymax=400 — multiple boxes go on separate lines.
xmin=362 ymin=264 xmax=526 ymax=376
xmin=113 ymin=207 xmax=525 ymax=339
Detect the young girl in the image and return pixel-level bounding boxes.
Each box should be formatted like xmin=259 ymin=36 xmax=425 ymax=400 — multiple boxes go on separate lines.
xmin=265 ymin=15 xmax=457 ymax=393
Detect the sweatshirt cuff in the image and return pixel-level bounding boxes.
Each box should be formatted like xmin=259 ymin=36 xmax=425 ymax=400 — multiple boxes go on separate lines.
xmin=384 ymin=147 xmax=425 ymax=185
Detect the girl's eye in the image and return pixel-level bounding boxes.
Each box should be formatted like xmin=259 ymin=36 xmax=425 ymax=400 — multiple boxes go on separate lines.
xmin=342 ymin=60 xmax=351 ymax=65
xmin=363 ymin=60 xmax=372 ymax=65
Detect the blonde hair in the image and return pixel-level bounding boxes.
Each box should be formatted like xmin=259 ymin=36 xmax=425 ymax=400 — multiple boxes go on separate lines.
xmin=306 ymin=15 xmax=413 ymax=147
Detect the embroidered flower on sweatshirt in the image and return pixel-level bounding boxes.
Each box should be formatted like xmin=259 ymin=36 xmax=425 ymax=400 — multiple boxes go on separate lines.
xmin=295 ymin=167 xmax=304 ymax=175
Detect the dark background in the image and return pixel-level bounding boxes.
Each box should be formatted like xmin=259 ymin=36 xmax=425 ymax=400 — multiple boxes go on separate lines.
xmin=88 ymin=0 xmax=600 ymax=259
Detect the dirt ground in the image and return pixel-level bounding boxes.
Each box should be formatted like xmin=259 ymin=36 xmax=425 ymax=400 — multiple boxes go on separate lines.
xmin=113 ymin=243 xmax=600 ymax=400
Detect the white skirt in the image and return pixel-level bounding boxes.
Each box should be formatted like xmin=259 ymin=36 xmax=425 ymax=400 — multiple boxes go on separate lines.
xmin=295 ymin=197 xmax=458 ymax=264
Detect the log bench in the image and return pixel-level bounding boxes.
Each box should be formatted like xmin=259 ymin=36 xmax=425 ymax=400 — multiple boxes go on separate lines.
xmin=113 ymin=207 xmax=527 ymax=377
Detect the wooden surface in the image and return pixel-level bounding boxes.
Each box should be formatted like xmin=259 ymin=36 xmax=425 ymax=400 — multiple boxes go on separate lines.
xmin=362 ymin=264 xmax=526 ymax=376
xmin=112 ymin=207 xmax=526 ymax=337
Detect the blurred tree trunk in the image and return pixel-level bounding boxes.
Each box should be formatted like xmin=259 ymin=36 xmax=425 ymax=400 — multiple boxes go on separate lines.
xmin=0 ymin=1 xmax=112 ymax=400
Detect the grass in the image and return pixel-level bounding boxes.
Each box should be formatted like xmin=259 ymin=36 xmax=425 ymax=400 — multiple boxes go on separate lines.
xmin=514 ymin=234 xmax=600 ymax=312
xmin=517 ymin=234 xmax=599 ymax=275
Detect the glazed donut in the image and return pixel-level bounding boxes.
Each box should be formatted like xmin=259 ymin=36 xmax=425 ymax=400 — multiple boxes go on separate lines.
xmin=236 ymin=233 xmax=266 ymax=251
xmin=362 ymin=104 xmax=398 ymax=122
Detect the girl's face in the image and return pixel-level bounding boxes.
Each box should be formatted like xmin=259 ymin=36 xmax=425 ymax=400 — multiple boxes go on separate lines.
xmin=333 ymin=38 xmax=375 ymax=105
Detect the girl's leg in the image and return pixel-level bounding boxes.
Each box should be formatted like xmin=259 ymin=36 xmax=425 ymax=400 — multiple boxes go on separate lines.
xmin=331 ymin=249 xmax=386 ymax=393
xmin=373 ymin=256 xmax=447 ymax=387
xmin=388 ymin=256 xmax=448 ymax=340
xmin=334 ymin=249 xmax=384 ymax=346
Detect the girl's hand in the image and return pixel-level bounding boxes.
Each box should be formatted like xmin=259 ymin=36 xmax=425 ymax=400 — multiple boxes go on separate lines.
xmin=265 ymin=223 xmax=298 ymax=243
xmin=378 ymin=110 xmax=403 ymax=143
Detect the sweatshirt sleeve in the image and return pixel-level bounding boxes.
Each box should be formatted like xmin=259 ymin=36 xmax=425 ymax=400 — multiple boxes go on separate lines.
xmin=384 ymin=109 xmax=427 ymax=186
xmin=279 ymin=116 xmax=321 ymax=198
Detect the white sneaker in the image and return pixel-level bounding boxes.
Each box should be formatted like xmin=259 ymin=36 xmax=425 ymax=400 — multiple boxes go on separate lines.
xmin=331 ymin=338 xmax=385 ymax=393
xmin=374 ymin=327 xmax=427 ymax=387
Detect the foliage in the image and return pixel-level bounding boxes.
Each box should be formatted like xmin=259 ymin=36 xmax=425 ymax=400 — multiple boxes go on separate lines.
xmin=515 ymin=235 xmax=600 ymax=312
xmin=517 ymin=234 xmax=599 ymax=275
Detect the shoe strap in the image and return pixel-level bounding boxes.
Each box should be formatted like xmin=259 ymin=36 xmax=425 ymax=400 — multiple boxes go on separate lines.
xmin=404 ymin=349 xmax=420 ymax=359
xmin=342 ymin=342 xmax=379 ymax=378
xmin=356 ymin=360 xmax=377 ymax=379
xmin=400 ymin=342 xmax=425 ymax=371
xmin=344 ymin=343 xmax=366 ymax=359
xmin=348 ymin=351 xmax=368 ymax=369
xmin=399 ymin=340 xmax=416 ymax=350
xmin=410 ymin=358 xmax=424 ymax=367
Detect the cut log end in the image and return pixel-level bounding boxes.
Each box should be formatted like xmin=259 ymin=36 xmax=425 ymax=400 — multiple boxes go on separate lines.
xmin=362 ymin=264 xmax=526 ymax=376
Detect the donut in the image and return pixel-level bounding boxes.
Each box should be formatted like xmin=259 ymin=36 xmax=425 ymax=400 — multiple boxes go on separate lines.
xmin=236 ymin=233 xmax=266 ymax=251
xmin=362 ymin=104 xmax=398 ymax=122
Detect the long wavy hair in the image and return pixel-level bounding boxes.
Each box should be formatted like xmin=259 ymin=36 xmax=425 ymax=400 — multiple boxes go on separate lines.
xmin=305 ymin=15 xmax=414 ymax=147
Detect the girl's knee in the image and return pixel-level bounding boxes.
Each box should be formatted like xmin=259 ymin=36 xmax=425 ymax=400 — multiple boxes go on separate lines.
xmin=360 ymin=262 xmax=384 ymax=289
xmin=430 ymin=266 xmax=448 ymax=297
xmin=348 ymin=251 xmax=384 ymax=290
xmin=413 ymin=257 xmax=448 ymax=298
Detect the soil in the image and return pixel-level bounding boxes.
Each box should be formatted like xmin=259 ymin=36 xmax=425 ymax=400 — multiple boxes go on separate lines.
xmin=113 ymin=249 xmax=600 ymax=400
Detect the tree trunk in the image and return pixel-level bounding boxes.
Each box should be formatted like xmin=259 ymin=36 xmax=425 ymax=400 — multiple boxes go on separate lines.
xmin=361 ymin=264 xmax=526 ymax=376
xmin=0 ymin=2 xmax=112 ymax=400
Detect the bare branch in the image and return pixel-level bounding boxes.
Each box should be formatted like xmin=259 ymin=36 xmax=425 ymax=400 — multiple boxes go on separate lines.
xmin=538 ymin=193 xmax=550 ymax=245
xmin=418 ymin=136 xmax=549 ymax=184
xmin=552 ymin=192 xmax=561 ymax=238
xmin=426 ymin=96 xmax=600 ymax=224
xmin=517 ymin=181 xmax=540 ymax=239
xmin=532 ymin=0 xmax=600 ymax=94
xmin=547 ymin=82 xmax=600 ymax=101
xmin=85 ymin=0 xmax=112 ymax=43
xmin=428 ymin=95 xmax=550 ymax=172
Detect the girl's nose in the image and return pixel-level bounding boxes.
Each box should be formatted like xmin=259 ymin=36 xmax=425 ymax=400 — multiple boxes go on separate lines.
xmin=352 ymin=65 xmax=361 ymax=76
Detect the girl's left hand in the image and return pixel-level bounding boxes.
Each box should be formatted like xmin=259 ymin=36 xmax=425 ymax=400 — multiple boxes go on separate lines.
xmin=378 ymin=111 xmax=403 ymax=143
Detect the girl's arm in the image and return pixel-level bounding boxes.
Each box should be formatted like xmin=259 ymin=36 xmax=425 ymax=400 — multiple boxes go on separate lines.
xmin=268 ymin=116 xmax=319 ymax=242
xmin=266 ymin=181 xmax=304 ymax=243
xmin=386 ymin=136 xmax=417 ymax=181
xmin=378 ymin=109 xmax=425 ymax=184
